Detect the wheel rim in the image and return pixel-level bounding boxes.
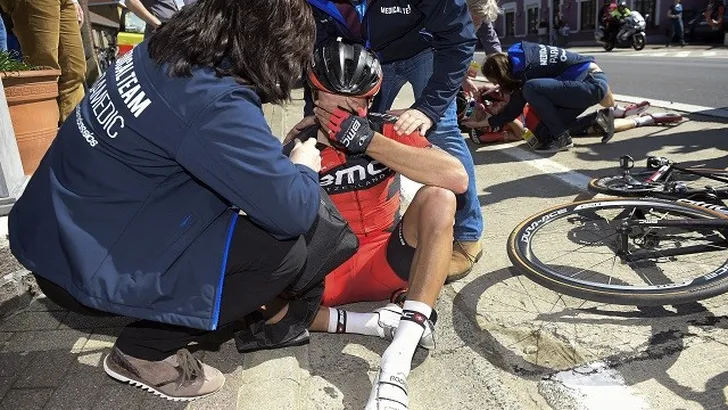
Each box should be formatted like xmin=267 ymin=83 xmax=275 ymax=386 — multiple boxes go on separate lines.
xmin=512 ymin=199 xmax=728 ymax=294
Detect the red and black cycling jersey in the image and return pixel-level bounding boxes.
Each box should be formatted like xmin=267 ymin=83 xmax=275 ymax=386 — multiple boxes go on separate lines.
xmin=319 ymin=113 xmax=431 ymax=237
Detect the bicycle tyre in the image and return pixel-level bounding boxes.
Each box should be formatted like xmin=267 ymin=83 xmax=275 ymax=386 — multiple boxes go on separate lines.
xmin=588 ymin=169 xmax=728 ymax=197
xmin=507 ymin=197 xmax=728 ymax=306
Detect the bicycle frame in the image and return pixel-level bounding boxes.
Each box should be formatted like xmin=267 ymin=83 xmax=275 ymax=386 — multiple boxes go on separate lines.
xmin=616 ymin=198 xmax=728 ymax=261
xmin=646 ymin=162 xmax=728 ymax=186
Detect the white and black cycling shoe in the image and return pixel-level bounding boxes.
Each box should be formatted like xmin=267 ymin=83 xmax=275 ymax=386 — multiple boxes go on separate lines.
xmin=373 ymin=303 xmax=436 ymax=350
xmin=365 ymin=369 xmax=409 ymax=410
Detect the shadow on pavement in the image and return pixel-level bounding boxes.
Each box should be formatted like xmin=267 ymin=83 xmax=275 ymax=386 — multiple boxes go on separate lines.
xmin=0 ymin=296 xmax=189 ymax=410
xmin=471 ymin=123 xmax=728 ymax=207
xmin=451 ymin=264 xmax=728 ymax=408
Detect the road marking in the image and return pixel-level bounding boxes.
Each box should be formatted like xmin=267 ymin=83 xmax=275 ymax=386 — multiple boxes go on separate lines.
xmin=614 ymin=94 xmax=728 ymax=119
xmin=550 ymin=362 xmax=650 ymax=410
xmin=583 ymin=50 xmax=728 ymax=59
xmin=475 ymin=142 xmax=593 ymax=190
xmin=401 ymin=140 xmax=593 ymax=203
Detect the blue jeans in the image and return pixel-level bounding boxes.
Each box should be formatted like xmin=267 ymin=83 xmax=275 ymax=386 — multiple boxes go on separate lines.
xmin=371 ymin=49 xmax=483 ymax=242
xmin=0 ymin=16 xmax=7 ymax=52
xmin=667 ymin=19 xmax=685 ymax=45
xmin=521 ymin=72 xmax=609 ymax=140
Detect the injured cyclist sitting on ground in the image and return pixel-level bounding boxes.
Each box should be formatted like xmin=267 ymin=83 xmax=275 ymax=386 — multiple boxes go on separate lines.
xmin=283 ymin=38 xmax=468 ymax=410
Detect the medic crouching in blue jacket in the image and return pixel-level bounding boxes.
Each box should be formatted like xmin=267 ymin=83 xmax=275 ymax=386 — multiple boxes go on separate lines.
xmin=8 ymin=0 xmax=322 ymax=401
xmin=294 ymin=0 xmax=485 ymax=282
xmin=471 ymin=42 xmax=616 ymax=153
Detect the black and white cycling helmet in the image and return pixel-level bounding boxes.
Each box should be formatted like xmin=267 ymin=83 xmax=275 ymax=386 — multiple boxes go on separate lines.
xmin=308 ymin=38 xmax=383 ymax=98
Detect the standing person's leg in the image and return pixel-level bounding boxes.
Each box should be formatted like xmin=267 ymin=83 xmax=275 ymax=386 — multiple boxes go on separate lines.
xmin=666 ymin=21 xmax=675 ymax=46
xmin=370 ymin=61 xmax=408 ymax=115
xmin=102 ymin=216 xmax=308 ymax=400
xmin=57 ymin=0 xmax=86 ymax=122
xmin=398 ymin=50 xmax=484 ymax=282
xmin=0 ymin=15 xmax=7 ymax=52
xmin=677 ymin=19 xmax=686 ymax=45
xmin=5 ymin=0 xmax=61 ymax=70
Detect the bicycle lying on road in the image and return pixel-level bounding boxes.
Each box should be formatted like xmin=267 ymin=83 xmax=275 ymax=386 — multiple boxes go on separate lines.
xmin=588 ymin=155 xmax=728 ymax=203
xmin=507 ymin=156 xmax=728 ymax=306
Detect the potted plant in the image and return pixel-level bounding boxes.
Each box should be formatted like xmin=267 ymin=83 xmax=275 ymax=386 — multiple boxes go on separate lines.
xmin=0 ymin=50 xmax=61 ymax=175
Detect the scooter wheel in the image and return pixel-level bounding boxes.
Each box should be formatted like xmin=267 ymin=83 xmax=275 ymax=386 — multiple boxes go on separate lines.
xmin=632 ymin=36 xmax=646 ymax=50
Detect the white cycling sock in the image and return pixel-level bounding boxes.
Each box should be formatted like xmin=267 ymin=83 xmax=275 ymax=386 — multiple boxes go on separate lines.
xmin=379 ymin=300 xmax=432 ymax=376
xmin=327 ymin=308 xmax=380 ymax=336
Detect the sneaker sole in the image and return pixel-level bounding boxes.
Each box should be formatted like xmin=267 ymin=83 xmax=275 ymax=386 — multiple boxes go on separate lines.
xmin=103 ymin=354 xmax=222 ymax=402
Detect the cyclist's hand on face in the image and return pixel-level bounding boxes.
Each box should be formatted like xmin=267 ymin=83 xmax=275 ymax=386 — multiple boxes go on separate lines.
xmin=314 ymin=105 xmax=373 ymax=155
xmin=285 ymin=116 xmax=317 ymax=145
xmin=289 ymin=138 xmax=321 ymax=172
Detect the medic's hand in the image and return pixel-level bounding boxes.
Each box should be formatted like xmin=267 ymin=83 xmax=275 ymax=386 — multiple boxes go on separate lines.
xmin=289 ymin=138 xmax=321 ymax=172
xmin=314 ymin=106 xmax=374 ymax=155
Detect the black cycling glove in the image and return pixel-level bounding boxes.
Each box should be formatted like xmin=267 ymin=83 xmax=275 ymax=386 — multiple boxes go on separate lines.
xmin=321 ymin=107 xmax=374 ymax=155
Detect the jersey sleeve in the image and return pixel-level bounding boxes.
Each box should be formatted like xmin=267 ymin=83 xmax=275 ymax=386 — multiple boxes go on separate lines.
xmin=381 ymin=123 xmax=432 ymax=148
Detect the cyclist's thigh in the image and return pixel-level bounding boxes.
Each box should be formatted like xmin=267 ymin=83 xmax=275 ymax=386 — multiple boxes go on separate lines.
xmin=322 ymin=233 xmax=408 ymax=306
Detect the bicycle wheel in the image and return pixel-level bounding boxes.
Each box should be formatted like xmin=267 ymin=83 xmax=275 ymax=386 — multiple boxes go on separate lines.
xmin=507 ymin=197 xmax=728 ymax=306
xmin=589 ymin=169 xmax=728 ymax=198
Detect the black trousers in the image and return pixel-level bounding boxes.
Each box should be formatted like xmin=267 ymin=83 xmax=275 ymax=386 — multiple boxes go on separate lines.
xmin=37 ymin=216 xmax=307 ymax=361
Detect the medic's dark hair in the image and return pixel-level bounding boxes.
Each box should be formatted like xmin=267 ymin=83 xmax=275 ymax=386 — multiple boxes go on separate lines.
xmin=148 ymin=0 xmax=315 ymax=104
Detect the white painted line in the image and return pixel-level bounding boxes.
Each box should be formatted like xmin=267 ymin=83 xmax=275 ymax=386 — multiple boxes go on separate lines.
xmin=614 ymin=94 xmax=728 ymax=119
xmin=551 ymin=362 xmax=650 ymax=410
xmin=649 ymin=52 xmax=668 ymax=57
xmin=702 ymin=51 xmax=717 ymax=57
xmin=675 ymin=51 xmax=691 ymax=57
xmin=480 ymin=142 xmax=593 ymax=190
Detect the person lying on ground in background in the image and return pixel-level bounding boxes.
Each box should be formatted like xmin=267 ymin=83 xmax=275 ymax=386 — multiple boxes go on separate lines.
xmin=286 ymin=39 xmax=468 ymax=410
xmin=459 ymin=87 xmax=681 ymax=145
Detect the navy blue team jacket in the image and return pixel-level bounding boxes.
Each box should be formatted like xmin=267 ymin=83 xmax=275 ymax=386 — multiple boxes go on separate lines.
xmin=306 ymin=0 xmax=477 ymax=123
xmin=8 ymin=43 xmax=320 ymax=331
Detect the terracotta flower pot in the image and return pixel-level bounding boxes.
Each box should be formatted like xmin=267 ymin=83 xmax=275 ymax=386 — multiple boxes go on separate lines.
xmin=1 ymin=69 xmax=61 ymax=175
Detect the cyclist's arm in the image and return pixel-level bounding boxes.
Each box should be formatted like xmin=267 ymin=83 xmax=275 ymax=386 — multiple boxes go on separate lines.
xmin=365 ymin=131 xmax=468 ymax=194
